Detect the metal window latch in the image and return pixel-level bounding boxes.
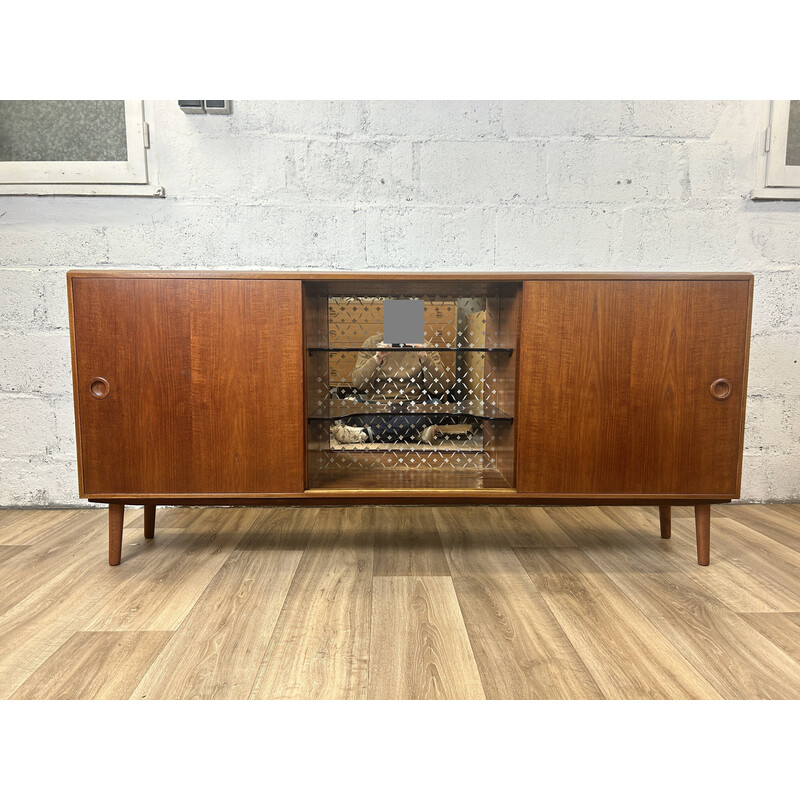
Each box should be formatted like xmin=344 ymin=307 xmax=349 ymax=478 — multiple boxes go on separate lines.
xmin=765 ymin=125 xmax=771 ymax=153
xmin=143 ymin=122 xmax=151 ymax=149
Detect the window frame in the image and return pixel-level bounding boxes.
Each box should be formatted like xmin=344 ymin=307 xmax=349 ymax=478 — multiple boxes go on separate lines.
xmin=753 ymin=100 xmax=800 ymax=200
xmin=0 ymin=100 xmax=163 ymax=197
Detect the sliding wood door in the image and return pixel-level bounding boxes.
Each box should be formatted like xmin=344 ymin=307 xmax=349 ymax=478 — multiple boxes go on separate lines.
xmin=516 ymin=279 xmax=752 ymax=496
xmin=70 ymin=277 xmax=305 ymax=495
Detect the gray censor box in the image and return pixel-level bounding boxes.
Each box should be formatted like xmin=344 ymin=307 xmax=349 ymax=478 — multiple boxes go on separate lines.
xmin=383 ymin=299 xmax=425 ymax=346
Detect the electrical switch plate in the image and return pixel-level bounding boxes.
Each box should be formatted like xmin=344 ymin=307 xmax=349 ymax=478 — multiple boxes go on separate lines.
xmin=178 ymin=100 xmax=205 ymax=114
xmin=204 ymin=101 xmax=232 ymax=115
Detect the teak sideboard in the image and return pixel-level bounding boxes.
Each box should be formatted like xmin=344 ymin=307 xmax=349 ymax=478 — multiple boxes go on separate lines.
xmin=66 ymin=271 xmax=753 ymax=567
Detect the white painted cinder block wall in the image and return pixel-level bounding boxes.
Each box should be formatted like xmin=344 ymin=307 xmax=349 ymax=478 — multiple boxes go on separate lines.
xmin=1 ymin=100 xmax=798 ymax=506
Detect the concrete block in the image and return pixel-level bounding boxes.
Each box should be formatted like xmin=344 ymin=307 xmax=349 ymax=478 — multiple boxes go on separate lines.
xmin=105 ymin=203 xmax=244 ymax=267
xmin=743 ymin=394 xmax=786 ymax=450
xmin=495 ymin=206 xmax=616 ymax=268
xmin=0 ymin=196 xmax=158 ymax=226
xmin=0 ymin=395 xmax=57 ymax=457
xmin=419 ymin=141 xmax=546 ymax=203
xmin=751 ymin=270 xmax=800 ymax=333
xmin=762 ymin=453 xmax=800 ymax=501
xmin=547 ymin=139 xmax=685 ymax=202
xmin=0 ymin=332 xmax=73 ymax=394
xmin=624 ymin=101 xmax=727 ymax=138
xmin=0 ymin=268 xmax=70 ymax=332
xmin=106 ymin=203 xmax=367 ymax=270
xmin=784 ymin=390 xmax=800 ymax=453
xmin=738 ymin=453 xmax=769 ymax=502
xmin=41 ymin=268 xmax=71 ymax=330
xmin=290 ymin=140 xmax=414 ymax=201
xmin=229 ymin=101 xmax=368 ymax=136
xmin=503 ymin=101 xmax=624 ymax=138
xmin=369 ymin=101 xmax=495 ymax=139
xmin=236 ymin=205 xmax=366 ymax=268
xmin=0 ymin=223 xmax=107 ymax=267
xmin=747 ymin=331 xmax=800 ymax=392
xmin=52 ymin=395 xmax=77 ymax=457
xmin=157 ymin=133 xmax=287 ymax=201
xmin=366 ymin=207 xmax=494 ymax=269
xmin=750 ymin=213 xmax=800 ymax=265
xmin=686 ymin=142 xmax=739 ymax=200
xmin=0 ymin=457 xmax=84 ymax=506
xmin=618 ymin=208 xmax=743 ymax=268
xmin=0 ymin=269 xmax=47 ymax=330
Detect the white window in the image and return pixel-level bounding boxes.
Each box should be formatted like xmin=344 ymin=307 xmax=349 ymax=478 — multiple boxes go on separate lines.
xmin=753 ymin=100 xmax=800 ymax=199
xmin=0 ymin=100 xmax=163 ymax=196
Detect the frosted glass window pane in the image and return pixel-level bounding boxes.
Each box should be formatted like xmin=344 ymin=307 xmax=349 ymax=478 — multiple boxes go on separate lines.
xmin=787 ymin=100 xmax=800 ymax=167
xmin=0 ymin=100 xmax=127 ymax=162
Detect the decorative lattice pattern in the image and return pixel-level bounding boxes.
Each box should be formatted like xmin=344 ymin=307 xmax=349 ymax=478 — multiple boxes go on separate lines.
xmin=309 ymin=294 xmax=513 ymax=472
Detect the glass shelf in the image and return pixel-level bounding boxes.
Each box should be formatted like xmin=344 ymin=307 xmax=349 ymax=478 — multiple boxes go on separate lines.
xmin=308 ymin=346 xmax=513 ymax=353
xmin=308 ymin=399 xmax=514 ymax=421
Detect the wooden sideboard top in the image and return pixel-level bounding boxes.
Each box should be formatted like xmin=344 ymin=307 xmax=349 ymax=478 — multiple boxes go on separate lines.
xmin=66 ymin=270 xmax=754 ymax=282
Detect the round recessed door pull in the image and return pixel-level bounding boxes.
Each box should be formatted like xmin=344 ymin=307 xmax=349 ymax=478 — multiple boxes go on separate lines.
xmin=710 ymin=379 xmax=731 ymax=400
xmin=89 ymin=377 xmax=110 ymax=399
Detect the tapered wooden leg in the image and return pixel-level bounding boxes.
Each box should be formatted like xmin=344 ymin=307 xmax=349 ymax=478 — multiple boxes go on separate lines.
xmin=144 ymin=503 xmax=156 ymax=539
xmin=658 ymin=505 xmax=671 ymax=539
xmin=694 ymin=504 xmax=710 ymax=566
xmin=109 ymin=503 xmax=125 ymax=566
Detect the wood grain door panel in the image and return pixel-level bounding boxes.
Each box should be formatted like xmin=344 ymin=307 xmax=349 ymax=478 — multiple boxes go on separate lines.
xmin=188 ymin=279 xmax=305 ymax=494
xmin=517 ymin=280 xmax=751 ymax=496
xmin=71 ymin=278 xmax=304 ymax=495
xmin=72 ymin=278 xmax=194 ymax=495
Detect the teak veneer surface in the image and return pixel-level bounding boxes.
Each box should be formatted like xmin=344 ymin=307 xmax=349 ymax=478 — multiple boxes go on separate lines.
xmin=70 ymin=277 xmax=305 ymax=496
xmin=517 ymin=279 xmax=751 ymax=496
xmin=4 ymin=504 xmax=800 ymax=700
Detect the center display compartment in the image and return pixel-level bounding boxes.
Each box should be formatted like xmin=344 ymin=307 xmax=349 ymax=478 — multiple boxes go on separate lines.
xmin=303 ymin=279 xmax=521 ymax=491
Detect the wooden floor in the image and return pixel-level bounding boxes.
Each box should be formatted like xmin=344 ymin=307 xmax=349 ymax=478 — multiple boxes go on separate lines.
xmin=1 ymin=503 xmax=799 ymax=700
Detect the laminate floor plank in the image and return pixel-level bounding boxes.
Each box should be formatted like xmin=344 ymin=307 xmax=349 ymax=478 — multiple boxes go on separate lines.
xmin=514 ymin=546 xmax=722 ymax=699
xmin=0 ymin=511 xmax=110 ymax=617
xmin=0 ymin=509 xmax=53 ymax=541
xmin=564 ymin=525 xmax=800 ymax=699
xmin=372 ymin=506 xmax=449 ymax=577
xmin=369 ymin=576 xmax=485 ymax=700
xmin=715 ymin=503 xmax=800 ymax=553
xmin=0 ymin=528 xmax=186 ymax=698
xmin=767 ymin=502 xmax=800 ymax=521
xmin=436 ymin=508 xmax=602 ymax=700
xmin=0 ymin=509 xmax=33 ymax=532
xmin=737 ymin=613 xmax=800 ymax=665
xmin=84 ymin=508 xmax=264 ymax=632
xmin=128 ymin=506 xmax=204 ymax=530
xmin=11 ymin=631 xmax=173 ymax=700
xmin=0 ymin=545 xmax=29 ymax=566
xmin=601 ymin=506 xmax=800 ymax=613
xmin=132 ymin=512 xmax=310 ymax=700
xmin=0 ymin=509 xmax=97 ymax=549
xmin=672 ymin=514 xmax=800 ymax=612
xmin=548 ymin=506 xmax=675 ymax=573
xmin=250 ymin=508 xmax=373 ymax=700
xmin=0 ymin=509 xmax=86 ymax=546
xmin=489 ymin=506 xmax=576 ymax=548
xmin=0 ymin=508 xmax=146 ymax=617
